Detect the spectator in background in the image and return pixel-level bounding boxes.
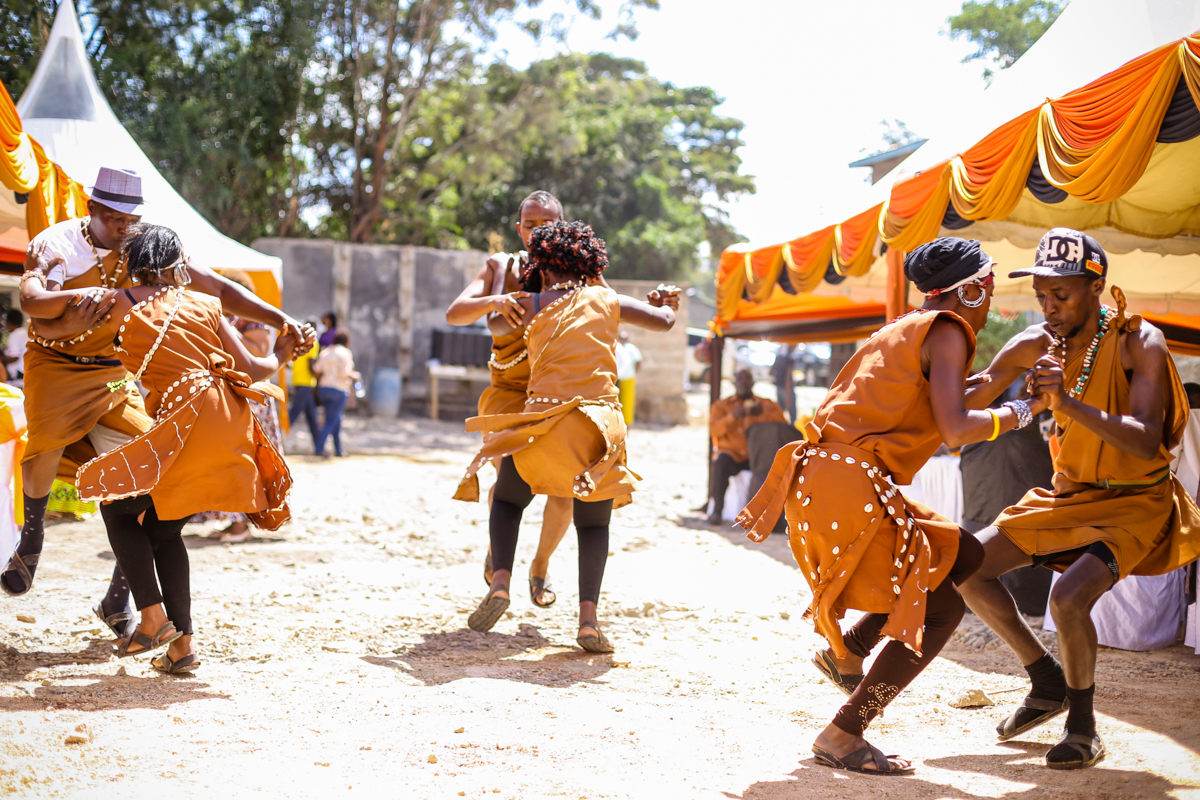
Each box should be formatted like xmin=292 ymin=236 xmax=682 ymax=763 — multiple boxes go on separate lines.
xmin=289 ymin=318 xmax=321 ymax=446
xmin=614 ymin=330 xmax=642 ymax=426
xmin=706 ymin=368 xmax=786 ymax=524
xmin=318 ymin=311 xmax=339 ymax=348
xmin=2 ymin=309 xmax=29 ymax=387
xmin=772 ymin=344 xmax=796 ymax=424
xmin=312 ymin=330 xmax=357 ymax=458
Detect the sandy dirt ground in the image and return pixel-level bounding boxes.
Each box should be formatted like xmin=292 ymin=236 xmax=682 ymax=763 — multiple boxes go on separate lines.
xmin=1 ymin=413 xmax=1199 ymax=799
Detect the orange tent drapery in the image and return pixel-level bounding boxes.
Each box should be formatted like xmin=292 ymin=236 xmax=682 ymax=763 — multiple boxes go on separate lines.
xmin=717 ymin=32 xmax=1200 ymax=324
xmin=0 ymin=79 xmax=90 ymax=251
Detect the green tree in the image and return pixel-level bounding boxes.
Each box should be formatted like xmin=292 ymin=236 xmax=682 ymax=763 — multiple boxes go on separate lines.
xmin=303 ymin=0 xmax=659 ymax=244
xmin=454 ymin=54 xmax=755 ymax=280
xmin=0 ymin=0 xmax=57 ymax=99
xmin=948 ymin=0 xmax=1065 ymax=80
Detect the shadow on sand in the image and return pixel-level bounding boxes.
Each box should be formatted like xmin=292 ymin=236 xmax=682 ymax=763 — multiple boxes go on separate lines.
xmin=362 ymin=623 xmax=612 ymax=688
xmin=728 ymin=741 xmax=1187 ymax=799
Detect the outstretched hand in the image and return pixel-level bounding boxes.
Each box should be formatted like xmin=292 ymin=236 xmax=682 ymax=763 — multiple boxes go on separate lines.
xmin=275 ymin=325 xmax=304 ymax=363
xmin=647 ymin=284 xmax=681 ymax=310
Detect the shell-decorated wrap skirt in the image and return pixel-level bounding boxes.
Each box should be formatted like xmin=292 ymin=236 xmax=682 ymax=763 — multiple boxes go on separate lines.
xmin=738 ymin=440 xmax=960 ymax=658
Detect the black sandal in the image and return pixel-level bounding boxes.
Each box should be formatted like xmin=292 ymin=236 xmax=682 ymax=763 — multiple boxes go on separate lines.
xmin=813 ymin=743 xmax=915 ymax=776
xmin=1046 ymin=731 xmax=1105 ymax=770
xmin=996 ymin=694 xmax=1069 ymax=741
xmin=1 ymin=551 xmax=40 ymax=596
xmin=576 ymin=622 xmax=614 ymax=653
xmin=530 ymin=574 xmax=556 ymax=608
xmin=93 ymin=602 xmax=135 ymax=640
xmin=152 ymin=652 xmax=201 ymax=675
xmin=117 ymin=623 xmax=181 ymax=658
xmin=468 ymin=584 xmax=510 ymax=633
xmin=811 ymin=649 xmax=863 ymax=697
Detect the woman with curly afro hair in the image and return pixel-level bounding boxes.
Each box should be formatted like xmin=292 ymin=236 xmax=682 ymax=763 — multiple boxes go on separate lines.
xmin=454 ymin=220 xmax=676 ymax=652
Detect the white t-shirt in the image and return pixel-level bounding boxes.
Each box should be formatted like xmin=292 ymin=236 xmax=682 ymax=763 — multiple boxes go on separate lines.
xmin=614 ymin=341 xmax=642 ymax=381
xmin=28 ymin=218 xmax=108 ymax=286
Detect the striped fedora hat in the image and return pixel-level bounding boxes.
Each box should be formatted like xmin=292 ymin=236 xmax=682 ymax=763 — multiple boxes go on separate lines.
xmin=87 ymin=167 xmax=146 ymax=215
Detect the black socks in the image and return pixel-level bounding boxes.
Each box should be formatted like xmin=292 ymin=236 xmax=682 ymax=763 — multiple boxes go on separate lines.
xmin=1 ymin=493 xmax=50 ymax=594
xmin=1065 ymin=684 xmax=1097 ymax=737
xmin=100 ymin=564 xmax=131 ymax=618
xmin=1025 ymin=652 xmax=1067 ymax=701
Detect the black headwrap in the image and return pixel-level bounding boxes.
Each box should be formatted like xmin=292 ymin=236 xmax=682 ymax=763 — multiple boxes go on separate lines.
xmin=904 ymin=238 xmax=989 ymax=295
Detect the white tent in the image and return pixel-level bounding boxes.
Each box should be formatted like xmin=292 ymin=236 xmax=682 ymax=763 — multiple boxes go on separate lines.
xmin=0 ymin=0 xmax=282 ymax=300
xmin=792 ymin=0 xmax=1200 ymax=316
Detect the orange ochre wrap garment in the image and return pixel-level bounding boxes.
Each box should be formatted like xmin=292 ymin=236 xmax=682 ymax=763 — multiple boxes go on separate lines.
xmin=75 ymin=289 xmax=291 ymax=529
xmin=477 ymin=329 xmax=530 ymax=416
xmin=997 ymin=292 xmax=1200 ymax=579
xmin=22 ymin=250 xmax=153 ymax=483
xmin=737 ymin=310 xmax=973 ymax=658
xmin=454 ymin=285 xmax=637 ymax=507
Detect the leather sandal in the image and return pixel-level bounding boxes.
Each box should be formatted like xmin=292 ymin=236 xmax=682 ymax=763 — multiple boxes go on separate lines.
xmin=812 ymin=742 xmax=915 ymax=776
xmin=482 ymin=549 xmax=494 ymax=589
xmin=996 ymin=695 xmax=1069 ymax=741
xmin=152 ymin=652 xmax=201 ymax=675
xmin=93 ymin=602 xmax=135 ymax=640
xmin=468 ymin=584 xmax=510 ymax=633
xmin=117 ymin=623 xmax=181 ymax=658
xmin=576 ymin=622 xmax=614 ymax=654
xmin=1046 ymin=731 xmax=1105 ymax=770
xmin=811 ymin=648 xmax=863 ymax=697
xmin=1 ymin=551 xmax=40 ymax=596
xmin=530 ymin=574 xmax=556 ymax=608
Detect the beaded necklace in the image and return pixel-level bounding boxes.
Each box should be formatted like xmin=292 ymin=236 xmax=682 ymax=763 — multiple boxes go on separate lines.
xmin=107 ymin=287 xmax=186 ymax=393
xmin=80 ymin=217 xmax=127 ymax=290
xmin=545 ymin=280 xmax=582 ymax=291
xmin=1051 ymin=305 xmax=1112 ymax=399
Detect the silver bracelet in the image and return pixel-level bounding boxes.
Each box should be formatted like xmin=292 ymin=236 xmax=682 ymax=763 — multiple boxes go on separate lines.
xmin=1004 ymin=399 xmax=1033 ymax=429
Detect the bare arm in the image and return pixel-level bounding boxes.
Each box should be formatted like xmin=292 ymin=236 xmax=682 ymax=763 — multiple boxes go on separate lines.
xmin=1031 ymin=326 xmax=1167 ymax=461
xmin=188 ymin=265 xmax=315 ymax=354
xmin=216 ymin=316 xmax=298 ymax=382
xmin=617 ymin=295 xmax=675 ymax=332
xmin=240 ymin=326 xmax=272 ymax=358
xmin=487 ymin=294 xmax=538 ymax=337
xmin=28 ymin=292 xmax=120 ymax=341
xmin=446 ymin=256 xmax=529 ymax=327
xmin=963 ymin=323 xmax=1054 ymax=409
xmin=927 ymin=318 xmax=1047 ymax=448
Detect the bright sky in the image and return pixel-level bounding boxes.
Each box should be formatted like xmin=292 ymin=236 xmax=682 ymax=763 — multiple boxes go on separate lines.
xmin=492 ymin=0 xmax=987 ymax=247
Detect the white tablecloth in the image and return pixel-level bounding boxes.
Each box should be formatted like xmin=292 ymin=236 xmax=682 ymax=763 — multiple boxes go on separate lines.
xmin=904 ymin=455 xmax=963 ymax=525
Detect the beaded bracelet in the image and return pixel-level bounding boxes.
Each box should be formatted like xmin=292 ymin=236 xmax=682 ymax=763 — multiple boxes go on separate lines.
xmin=1004 ymin=399 xmax=1034 ymax=429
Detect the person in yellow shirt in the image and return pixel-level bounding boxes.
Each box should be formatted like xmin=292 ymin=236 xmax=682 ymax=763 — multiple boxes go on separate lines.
xmin=289 ymin=322 xmax=320 ymax=445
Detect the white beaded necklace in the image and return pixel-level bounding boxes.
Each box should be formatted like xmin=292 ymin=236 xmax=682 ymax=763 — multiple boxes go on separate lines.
xmin=107 ymin=287 xmax=185 ymax=393
xmin=545 ymin=280 xmax=582 ymax=291
xmin=80 ymin=217 xmax=127 ymax=290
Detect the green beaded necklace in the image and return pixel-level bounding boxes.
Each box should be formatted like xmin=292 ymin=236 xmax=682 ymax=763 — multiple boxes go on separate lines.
xmin=1052 ymin=305 xmax=1112 ymax=399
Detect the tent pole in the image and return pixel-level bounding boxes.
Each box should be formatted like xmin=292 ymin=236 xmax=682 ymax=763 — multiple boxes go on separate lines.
xmin=706 ymin=335 xmax=725 ymax=509
xmin=886 ymin=247 xmax=908 ymax=321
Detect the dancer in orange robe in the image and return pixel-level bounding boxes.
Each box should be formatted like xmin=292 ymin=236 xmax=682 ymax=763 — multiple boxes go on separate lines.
xmin=66 ymin=224 xmax=300 ymax=673
xmin=739 ymin=238 xmax=1048 ymax=775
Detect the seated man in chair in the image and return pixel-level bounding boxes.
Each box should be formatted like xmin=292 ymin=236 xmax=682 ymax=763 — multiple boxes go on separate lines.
xmin=707 ymin=368 xmax=787 ymax=524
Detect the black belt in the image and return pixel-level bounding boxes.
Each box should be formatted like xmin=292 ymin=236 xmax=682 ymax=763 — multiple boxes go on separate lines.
xmin=48 ymin=351 xmax=123 ymax=367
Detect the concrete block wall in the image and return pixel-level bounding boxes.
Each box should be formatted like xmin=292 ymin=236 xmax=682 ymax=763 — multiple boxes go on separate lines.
xmin=608 ymin=279 xmax=689 ymax=426
xmin=253 ymin=238 xmax=486 ymax=411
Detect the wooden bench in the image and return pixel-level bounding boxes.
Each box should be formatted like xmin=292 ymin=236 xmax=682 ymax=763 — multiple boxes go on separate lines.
xmin=427 ymin=363 xmax=491 ymax=420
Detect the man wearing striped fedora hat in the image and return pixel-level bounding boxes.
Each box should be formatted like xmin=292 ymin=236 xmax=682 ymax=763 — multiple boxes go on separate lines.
xmin=3 ymin=167 xmax=315 ymax=631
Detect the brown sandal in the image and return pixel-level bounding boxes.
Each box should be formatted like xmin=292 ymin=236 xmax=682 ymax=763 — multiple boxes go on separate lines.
xmin=468 ymin=584 xmax=510 ymax=633
xmin=576 ymin=622 xmax=614 ymax=653
xmin=117 ymin=623 xmax=181 ymax=658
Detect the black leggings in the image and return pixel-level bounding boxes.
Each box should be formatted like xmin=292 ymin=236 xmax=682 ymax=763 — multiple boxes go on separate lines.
xmin=100 ymin=496 xmax=194 ymax=635
xmin=491 ymin=457 xmax=612 ymax=604
xmin=833 ymin=530 xmax=985 ymax=736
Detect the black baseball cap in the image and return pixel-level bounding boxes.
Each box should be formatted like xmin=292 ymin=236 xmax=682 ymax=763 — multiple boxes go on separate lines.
xmin=1008 ymin=227 xmax=1107 ymax=280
